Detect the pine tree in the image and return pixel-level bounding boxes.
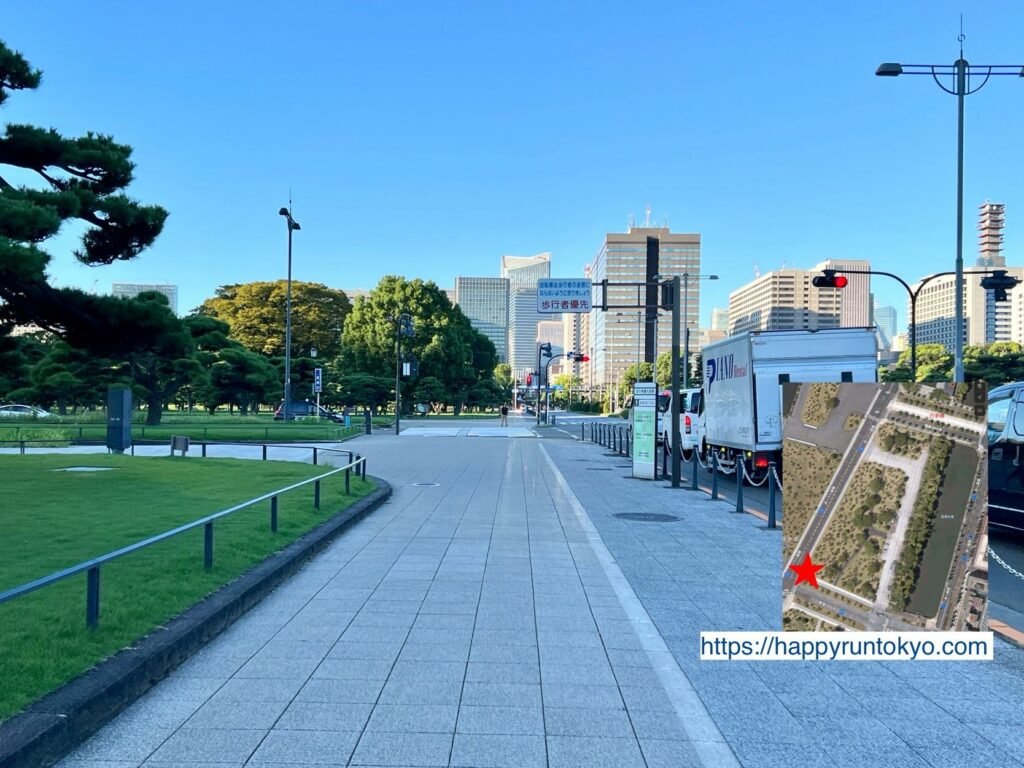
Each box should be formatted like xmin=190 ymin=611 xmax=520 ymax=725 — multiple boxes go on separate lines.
xmin=0 ymin=40 xmax=168 ymax=355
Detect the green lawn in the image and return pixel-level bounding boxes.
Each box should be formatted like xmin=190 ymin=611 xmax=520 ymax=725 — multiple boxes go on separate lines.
xmin=0 ymin=454 xmax=374 ymax=721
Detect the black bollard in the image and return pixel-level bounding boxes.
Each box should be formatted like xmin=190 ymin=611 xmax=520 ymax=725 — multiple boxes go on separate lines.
xmin=710 ymin=452 xmax=719 ymax=500
xmin=767 ymin=461 xmax=777 ymax=529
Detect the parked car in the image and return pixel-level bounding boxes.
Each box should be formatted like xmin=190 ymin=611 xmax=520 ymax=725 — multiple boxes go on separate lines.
xmin=988 ymin=381 xmax=1024 ymax=538
xmin=273 ymin=401 xmax=343 ymax=423
xmin=0 ymin=404 xmax=53 ymax=419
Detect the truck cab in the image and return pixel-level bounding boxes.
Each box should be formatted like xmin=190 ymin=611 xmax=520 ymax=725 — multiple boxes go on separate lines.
xmin=988 ymin=381 xmax=1024 ymax=538
xmin=657 ymin=387 xmax=706 ymax=459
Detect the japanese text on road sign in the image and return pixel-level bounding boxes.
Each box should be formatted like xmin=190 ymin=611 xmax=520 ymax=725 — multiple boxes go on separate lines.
xmin=537 ymin=279 xmax=593 ymax=314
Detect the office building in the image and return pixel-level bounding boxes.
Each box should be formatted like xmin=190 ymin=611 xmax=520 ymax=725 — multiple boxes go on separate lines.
xmin=909 ymin=273 xmax=989 ymax=350
xmin=502 ymin=253 xmax=551 ymax=380
xmin=710 ymin=307 xmax=730 ymax=332
xmin=455 ymin=277 xmax=509 ymax=362
xmin=563 ymin=311 xmax=583 ymax=377
xmin=537 ymin=319 xmax=565 ymax=377
xmin=728 ymin=269 xmax=841 ymax=334
xmin=112 ymin=283 xmax=179 ymax=315
xmin=816 ymin=259 xmax=871 ymax=326
xmin=874 ymin=302 xmax=897 ymax=351
xmin=588 ymin=224 xmax=701 ymax=394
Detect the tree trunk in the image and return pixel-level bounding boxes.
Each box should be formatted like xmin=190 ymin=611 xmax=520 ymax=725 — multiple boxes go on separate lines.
xmin=145 ymin=393 xmax=163 ymax=425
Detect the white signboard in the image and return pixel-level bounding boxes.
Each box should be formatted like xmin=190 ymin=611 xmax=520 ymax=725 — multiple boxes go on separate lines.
xmin=537 ymin=278 xmax=593 ymax=314
xmin=632 ymin=382 xmax=657 ymax=479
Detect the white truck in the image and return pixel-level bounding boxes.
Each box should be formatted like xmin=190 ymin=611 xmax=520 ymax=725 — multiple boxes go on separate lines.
xmin=702 ymin=328 xmax=878 ymax=482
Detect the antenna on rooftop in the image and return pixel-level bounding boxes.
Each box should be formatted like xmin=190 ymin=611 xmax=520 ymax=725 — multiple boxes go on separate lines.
xmin=628 ymin=212 xmax=635 ymax=230
xmin=644 ymin=205 xmax=652 ymax=227
xmin=753 ymin=263 xmax=761 ymax=279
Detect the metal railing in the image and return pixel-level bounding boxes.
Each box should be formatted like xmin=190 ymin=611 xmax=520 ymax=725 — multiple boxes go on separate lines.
xmin=0 ymin=446 xmax=369 ymax=629
xmin=0 ymin=438 xmax=355 ymax=464
xmin=0 ymin=422 xmax=364 ymax=443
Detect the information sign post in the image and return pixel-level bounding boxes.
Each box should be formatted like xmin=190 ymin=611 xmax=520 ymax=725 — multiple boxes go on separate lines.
xmin=632 ymin=382 xmax=656 ymax=479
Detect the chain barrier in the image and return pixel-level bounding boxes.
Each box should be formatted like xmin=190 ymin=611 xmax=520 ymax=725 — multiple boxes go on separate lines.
xmin=745 ymin=469 xmax=770 ymax=488
xmin=716 ymin=458 xmax=736 ymax=476
xmin=989 ymin=547 xmax=1024 ymax=581
xmin=770 ymin=464 xmax=784 ymax=492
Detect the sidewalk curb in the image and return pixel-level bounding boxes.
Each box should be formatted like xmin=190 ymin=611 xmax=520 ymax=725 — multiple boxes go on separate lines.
xmin=990 ymin=619 xmax=1024 ymax=649
xmin=0 ymin=478 xmax=393 ymax=768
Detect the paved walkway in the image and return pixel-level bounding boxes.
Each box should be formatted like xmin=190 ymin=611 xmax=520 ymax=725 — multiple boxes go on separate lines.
xmin=57 ymin=430 xmax=1024 ymax=768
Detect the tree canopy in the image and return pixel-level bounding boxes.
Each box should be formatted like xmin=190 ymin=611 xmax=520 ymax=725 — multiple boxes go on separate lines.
xmin=198 ymin=281 xmax=351 ymax=359
xmin=0 ymin=40 xmax=168 ymax=355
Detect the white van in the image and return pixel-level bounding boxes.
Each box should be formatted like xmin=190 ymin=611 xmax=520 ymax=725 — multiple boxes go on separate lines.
xmin=657 ymin=387 xmax=706 ymax=458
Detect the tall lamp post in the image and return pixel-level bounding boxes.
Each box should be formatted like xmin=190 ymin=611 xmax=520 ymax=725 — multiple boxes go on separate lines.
xmin=680 ymin=273 xmax=719 ymax=389
xmin=278 ymin=206 xmax=301 ymax=421
xmin=876 ymin=38 xmax=1024 ymax=382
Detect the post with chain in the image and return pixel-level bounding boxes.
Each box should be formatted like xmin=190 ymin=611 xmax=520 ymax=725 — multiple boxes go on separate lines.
xmin=767 ymin=461 xmax=778 ymax=530
xmin=691 ymin=448 xmax=699 ymax=490
xmin=710 ymin=452 xmax=719 ymax=500
xmin=734 ymin=461 xmax=744 ymax=513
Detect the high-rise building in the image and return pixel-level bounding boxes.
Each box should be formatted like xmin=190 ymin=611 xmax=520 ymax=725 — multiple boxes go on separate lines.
xmin=909 ymin=273 xmax=988 ymax=350
xmin=455 ymin=277 xmax=509 ymax=362
xmin=977 ymin=202 xmax=1006 ymax=268
xmin=588 ymin=225 xmax=701 ymax=394
xmin=873 ymin=302 xmax=897 ymax=351
xmin=815 ymin=259 xmax=871 ymax=326
xmin=562 ymin=312 xmax=582 ymax=376
xmin=502 ymin=253 xmax=551 ymax=380
xmin=710 ymin=307 xmax=730 ymax=332
xmin=728 ymin=269 xmax=842 ymax=335
xmin=112 ymin=283 xmax=179 ymax=315
xmin=537 ymin=319 xmax=565 ymax=377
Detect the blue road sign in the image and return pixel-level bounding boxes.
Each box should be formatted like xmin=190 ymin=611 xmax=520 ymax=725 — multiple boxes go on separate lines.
xmin=838 ymin=608 xmax=846 ymax=616
xmin=314 ymin=367 xmax=323 ymax=393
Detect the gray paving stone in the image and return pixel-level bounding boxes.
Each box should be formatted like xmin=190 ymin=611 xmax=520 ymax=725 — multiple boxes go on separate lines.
xmin=460 ymin=682 xmax=542 ymax=708
xmin=146 ymin=676 xmax=226 ymax=702
xmin=388 ymin=660 xmax=466 ymax=683
xmin=294 ymin=677 xmax=386 ymax=704
xmin=210 ymin=677 xmax=303 ymax=703
xmin=618 ymin=684 xmax=675 ymax=712
xmin=540 ymin=645 xmax=609 ymax=667
xmin=399 ymin=642 xmax=471 ymax=662
xmin=546 ymin=735 xmax=646 ymax=768
xmin=171 ymin=653 xmax=249 ymax=679
xmin=62 ymin=724 xmax=170 ymax=763
xmin=456 ymin=706 xmax=544 ymax=735
xmin=148 ymin=728 xmax=266 ymax=764
xmin=466 ymin=662 xmax=541 ymax=684
xmin=234 ymin=655 xmax=320 ymax=679
xmin=378 ymin=678 xmax=463 ymax=705
xmin=340 ymin=624 xmax=410 ymax=643
xmin=472 ymin=628 xmax=539 ymax=647
xmin=639 ymin=738 xmax=703 ymax=768
xmin=311 ymin=658 xmax=394 ymax=681
xmin=366 ymin=704 xmax=458 ymax=733
xmin=450 ymin=733 xmax=546 ymax=768
xmin=413 ymin=613 xmax=477 ymax=630
xmin=543 ymin=707 xmax=634 ymax=737
xmin=184 ymin=699 xmax=287 ymax=730
xmin=626 ymin=708 xmax=691 ymax=741
xmin=349 ymin=731 xmax=452 ymax=767
xmin=470 ymin=643 xmax=539 ymax=664
xmin=247 ymin=729 xmax=360 ymax=764
xmin=537 ymin=630 xmax=604 ymax=648
xmin=275 ymin=701 xmax=372 ymax=731
xmin=542 ymin=683 xmax=624 ymax=710
xmin=540 ymin=662 xmax=616 ymax=686
xmin=327 ymin=641 xmax=403 ymax=661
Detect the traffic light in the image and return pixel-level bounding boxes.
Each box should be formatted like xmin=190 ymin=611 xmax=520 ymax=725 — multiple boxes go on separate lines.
xmin=540 ymin=342 xmax=552 ymax=358
xmin=526 ymin=373 xmax=533 ymax=386
xmin=811 ymin=269 xmax=849 ymax=289
xmin=659 ymin=279 xmax=675 ymax=310
xmin=576 ymin=354 xmax=590 ymax=363
xmin=981 ymin=270 xmax=1021 ymax=302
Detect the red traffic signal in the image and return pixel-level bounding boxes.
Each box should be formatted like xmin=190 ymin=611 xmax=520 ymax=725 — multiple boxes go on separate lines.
xmin=811 ymin=270 xmax=848 ymax=289
xmin=526 ymin=374 xmax=533 ymax=386
xmin=576 ymin=354 xmax=590 ymax=362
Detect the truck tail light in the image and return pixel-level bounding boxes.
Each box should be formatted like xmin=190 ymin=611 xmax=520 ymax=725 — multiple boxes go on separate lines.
xmin=754 ymin=455 xmax=769 ymax=469
xmin=684 ymin=415 xmax=691 ymax=434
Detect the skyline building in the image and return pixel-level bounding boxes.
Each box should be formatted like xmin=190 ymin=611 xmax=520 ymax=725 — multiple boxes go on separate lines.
xmin=587 ymin=225 xmax=701 ymax=394
xmin=537 ymin=319 xmax=565 ymax=377
xmin=454 ymin=277 xmax=509 ymax=362
xmin=977 ymin=202 xmax=1006 ymax=268
xmin=502 ymin=253 xmax=551 ymax=380
xmin=710 ymin=307 xmax=730 ymax=332
xmin=873 ymin=301 xmax=897 ymax=351
xmin=111 ymin=283 xmax=179 ymax=315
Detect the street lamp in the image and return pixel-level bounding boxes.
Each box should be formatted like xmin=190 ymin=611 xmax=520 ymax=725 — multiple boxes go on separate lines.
xmin=876 ymin=36 xmax=1023 ymax=382
xmin=679 ymin=273 xmax=718 ymax=389
xmin=278 ymin=206 xmax=301 ymax=421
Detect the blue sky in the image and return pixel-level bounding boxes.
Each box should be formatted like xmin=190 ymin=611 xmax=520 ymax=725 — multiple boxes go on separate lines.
xmin=4 ymin=1 xmax=1024 ymax=330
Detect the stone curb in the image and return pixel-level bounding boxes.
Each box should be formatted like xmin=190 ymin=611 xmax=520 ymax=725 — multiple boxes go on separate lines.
xmin=0 ymin=478 xmax=392 ymax=768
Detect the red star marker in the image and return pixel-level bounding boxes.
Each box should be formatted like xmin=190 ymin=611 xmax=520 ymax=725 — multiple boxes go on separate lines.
xmin=789 ymin=553 xmax=825 ymax=589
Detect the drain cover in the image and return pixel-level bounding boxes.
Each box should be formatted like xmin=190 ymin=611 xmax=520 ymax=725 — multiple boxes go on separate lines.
xmin=413 ymin=482 xmax=440 ymax=487
xmin=613 ymin=512 xmax=680 ymax=523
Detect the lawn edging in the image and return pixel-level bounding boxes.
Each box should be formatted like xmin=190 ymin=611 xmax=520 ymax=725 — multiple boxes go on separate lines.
xmin=0 ymin=477 xmax=392 ymax=768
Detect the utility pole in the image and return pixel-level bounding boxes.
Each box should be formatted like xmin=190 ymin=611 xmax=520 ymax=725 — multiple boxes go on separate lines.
xmin=670 ymin=275 xmax=682 ymax=487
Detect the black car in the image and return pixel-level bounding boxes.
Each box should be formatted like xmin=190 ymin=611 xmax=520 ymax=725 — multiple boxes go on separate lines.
xmin=988 ymin=382 xmax=1024 ymax=538
xmin=273 ymin=401 xmax=344 ymax=423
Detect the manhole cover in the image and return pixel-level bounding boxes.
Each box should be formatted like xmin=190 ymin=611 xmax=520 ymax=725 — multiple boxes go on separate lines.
xmin=413 ymin=482 xmax=440 ymax=487
xmin=586 ymin=468 xmax=613 ymax=471
xmin=613 ymin=513 xmax=680 ymax=523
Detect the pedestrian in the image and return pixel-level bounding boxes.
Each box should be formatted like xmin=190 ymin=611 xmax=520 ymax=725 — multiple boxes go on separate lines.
xmin=500 ymin=403 xmax=509 ymax=426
